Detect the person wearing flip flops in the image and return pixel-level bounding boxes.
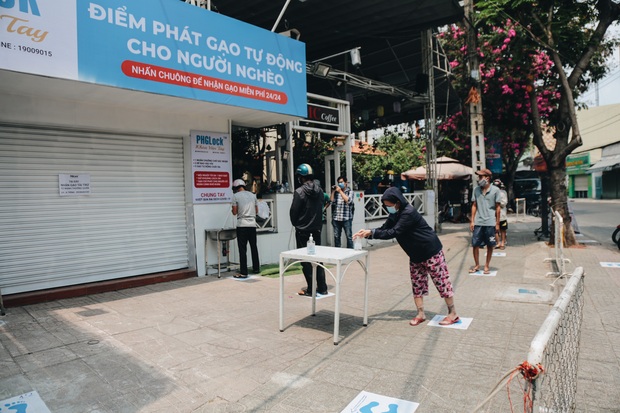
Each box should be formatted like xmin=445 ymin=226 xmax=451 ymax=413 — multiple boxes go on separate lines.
xmin=470 ymin=169 xmax=501 ymax=274
xmin=353 ymin=187 xmax=459 ymax=327
xmin=494 ymin=179 xmax=508 ymax=250
xmin=232 ymin=179 xmax=260 ymax=279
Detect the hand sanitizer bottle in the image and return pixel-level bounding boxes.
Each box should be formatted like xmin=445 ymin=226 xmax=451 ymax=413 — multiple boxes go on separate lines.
xmin=307 ymin=234 xmax=316 ymax=255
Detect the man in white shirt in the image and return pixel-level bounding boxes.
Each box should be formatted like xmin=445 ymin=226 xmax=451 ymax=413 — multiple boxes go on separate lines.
xmin=232 ymin=179 xmax=260 ymax=278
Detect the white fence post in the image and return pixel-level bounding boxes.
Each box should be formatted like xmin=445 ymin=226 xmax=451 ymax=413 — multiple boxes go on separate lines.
xmin=545 ymin=210 xmax=571 ymax=278
xmin=515 ymin=198 xmax=526 ymax=222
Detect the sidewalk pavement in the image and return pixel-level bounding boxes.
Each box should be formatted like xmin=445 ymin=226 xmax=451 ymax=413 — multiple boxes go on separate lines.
xmin=1 ymin=215 xmax=619 ymax=413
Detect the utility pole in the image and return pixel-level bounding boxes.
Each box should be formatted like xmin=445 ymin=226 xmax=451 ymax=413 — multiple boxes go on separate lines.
xmin=422 ymin=29 xmax=439 ymax=232
xmin=464 ymin=0 xmax=486 ymax=179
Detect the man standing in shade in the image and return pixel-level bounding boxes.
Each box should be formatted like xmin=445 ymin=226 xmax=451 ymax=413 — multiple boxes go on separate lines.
xmin=231 ymin=179 xmax=260 ymax=278
xmin=290 ymin=164 xmax=328 ymax=296
xmin=469 ymin=169 xmax=501 ymax=274
xmin=330 ymin=176 xmax=353 ymax=248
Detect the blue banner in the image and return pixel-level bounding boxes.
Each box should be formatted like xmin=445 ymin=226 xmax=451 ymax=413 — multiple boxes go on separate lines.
xmin=0 ymin=0 xmax=307 ymax=117
xmin=486 ymin=139 xmax=503 ymax=174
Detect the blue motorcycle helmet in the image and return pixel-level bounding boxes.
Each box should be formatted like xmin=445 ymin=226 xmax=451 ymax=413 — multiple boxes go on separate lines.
xmin=295 ymin=163 xmax=313 ymax=177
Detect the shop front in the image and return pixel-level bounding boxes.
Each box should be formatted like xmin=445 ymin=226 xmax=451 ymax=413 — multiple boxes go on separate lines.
xmin=0 ymin=0 xmax=305 ymax=294
xmin=566 ymin=153 xmax=592 ymax=198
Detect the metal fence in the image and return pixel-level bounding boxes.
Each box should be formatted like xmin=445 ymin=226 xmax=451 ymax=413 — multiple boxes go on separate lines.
xmin=363 ymin=193 xmax=425 ymax=221
xmin=257 ymin=198 xmax=276 ymax=232
xmin=526 ymin=266 xmax=585 ymax=413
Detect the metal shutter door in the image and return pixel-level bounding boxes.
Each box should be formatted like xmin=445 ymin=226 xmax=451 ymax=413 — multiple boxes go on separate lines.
xmin=574 ymin=175 xmax=589 ymax=191
xmin=0 ymin=125 xmax=188 ymax=294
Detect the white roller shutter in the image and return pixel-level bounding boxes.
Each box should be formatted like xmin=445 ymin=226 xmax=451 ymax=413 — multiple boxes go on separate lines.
xmin=574 ymin=175 xmax=589 ymax=191
xmin=0 ymin=125 xmax=189 ymax=294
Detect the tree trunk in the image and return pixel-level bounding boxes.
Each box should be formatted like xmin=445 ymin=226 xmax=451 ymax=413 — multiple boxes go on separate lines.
xmin=547 ymin=164 xmax=577 ymax=247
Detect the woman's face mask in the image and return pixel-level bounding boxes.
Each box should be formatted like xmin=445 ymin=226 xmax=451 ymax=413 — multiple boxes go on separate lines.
xmin=338 ymin=182 xmax=345 ymax=189
xmin=386 ymin=205 xmax=398 ymax=214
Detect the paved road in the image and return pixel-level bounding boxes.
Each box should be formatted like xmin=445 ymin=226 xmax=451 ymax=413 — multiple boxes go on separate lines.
xmin=569 ymin=199 xmax=620 ymax=249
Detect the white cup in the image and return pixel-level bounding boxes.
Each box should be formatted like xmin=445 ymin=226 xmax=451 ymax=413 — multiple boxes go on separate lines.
xmin=354 ymin=238 xmax=362 ymax=250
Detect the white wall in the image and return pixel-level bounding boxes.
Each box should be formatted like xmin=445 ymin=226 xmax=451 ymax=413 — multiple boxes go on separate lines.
xmin=197 ymin=193 xmax=298 ymax=276
xmin=0 ymin=90 xmax=227 ymax=136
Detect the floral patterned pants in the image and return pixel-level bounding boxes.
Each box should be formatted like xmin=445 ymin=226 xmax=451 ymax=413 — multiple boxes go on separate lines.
xmin=409 ymin=250 xmax=454 ymax=298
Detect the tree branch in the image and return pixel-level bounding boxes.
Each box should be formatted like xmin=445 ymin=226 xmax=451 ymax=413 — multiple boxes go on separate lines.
xmin=550 ymin=49 xmax=582 ymax=154
xmin=528 ymin=84 xmax=550 ymax=160
xmin=567 ymin=0 xmax=618 ymax=88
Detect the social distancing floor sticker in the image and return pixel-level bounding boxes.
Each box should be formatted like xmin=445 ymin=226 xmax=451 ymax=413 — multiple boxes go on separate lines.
xmin=486 ymin=251 xmax=506 ymax=257
xmin=341 ymin=390 xmax=419 ymax=413
xmin=299 ymin=292 xmax=335 ymax=299
xmin=427 ymin=314 xmax=472 ymax=329
xmin=600 ymin=262 xmax=620 ymax=268
xmin=468 ymin=269 xmax=498 ymax=276
xmin=0 ymin=391 xmax=51 ymax=413
xmin=228 ymin=275 xmax=260 ymax=281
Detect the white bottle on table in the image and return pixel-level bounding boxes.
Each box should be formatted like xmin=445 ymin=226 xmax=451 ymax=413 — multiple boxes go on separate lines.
xmin=307 ymin=234 xmax=316 ymax=255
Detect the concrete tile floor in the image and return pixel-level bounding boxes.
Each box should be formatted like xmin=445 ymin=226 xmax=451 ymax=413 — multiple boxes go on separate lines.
xmin=1 ymin=216 xmax=619 ymax=412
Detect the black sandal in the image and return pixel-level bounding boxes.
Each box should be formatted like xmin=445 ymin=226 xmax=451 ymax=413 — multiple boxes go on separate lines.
xmin=234 ymin=274 xmax=248 ymax=279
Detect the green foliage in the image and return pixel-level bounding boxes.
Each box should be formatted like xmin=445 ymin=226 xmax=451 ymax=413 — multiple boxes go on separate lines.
xmin=292 ymin=131 xmax=332 ymax=185
xmin=473 ymin=0 xmax=620 ymax=245
xmin=437 ymin=20 xmax=559 ymax=172
xmin=352 ymin=131 xmax=425 ymax=184
xmin=474 ymin=0 xmax=618 ymax=99
xmin=231 ymin=126 xmax=265 ymax=181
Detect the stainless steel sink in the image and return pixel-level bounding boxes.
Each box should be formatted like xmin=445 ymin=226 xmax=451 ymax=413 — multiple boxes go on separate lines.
xmin=207 ymin=228 xmax=237 ymax=241
xmin=206 ymin=228 xmax=238 ymax=278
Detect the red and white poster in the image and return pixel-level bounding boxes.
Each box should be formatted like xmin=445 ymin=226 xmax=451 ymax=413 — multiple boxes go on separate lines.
xmin=190 ymin=130 xmax=232 ymax=204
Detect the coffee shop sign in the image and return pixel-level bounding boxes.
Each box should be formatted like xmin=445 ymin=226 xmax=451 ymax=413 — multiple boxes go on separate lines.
xmin=307 ymin=104 xmax=339 ymax=125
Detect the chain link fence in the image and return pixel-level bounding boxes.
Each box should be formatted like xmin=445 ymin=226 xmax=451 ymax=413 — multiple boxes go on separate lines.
xmin=526 ymin=266 xmax=585 ymax=413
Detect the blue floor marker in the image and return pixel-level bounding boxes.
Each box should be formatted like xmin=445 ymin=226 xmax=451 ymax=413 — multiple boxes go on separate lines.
xmin=600 ymin=262 xmax=620 ymax=268
xmin=341 ymin=391 xmax=419 ymax=413
xmin=0 ymin=392 xmax=51 ymax=413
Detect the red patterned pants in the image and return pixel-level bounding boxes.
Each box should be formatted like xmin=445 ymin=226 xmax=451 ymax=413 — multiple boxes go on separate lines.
xmin=408 ymin=250 xmax=454 ymax=298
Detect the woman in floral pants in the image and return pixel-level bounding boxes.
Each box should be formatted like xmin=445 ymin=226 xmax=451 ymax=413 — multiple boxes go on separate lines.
xmin=354 ymin=187 xmax=459 ymax=326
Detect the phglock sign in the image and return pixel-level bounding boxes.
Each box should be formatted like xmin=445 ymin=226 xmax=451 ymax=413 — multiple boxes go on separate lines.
xmin=191 ymin=130 xmax=232 ymax=204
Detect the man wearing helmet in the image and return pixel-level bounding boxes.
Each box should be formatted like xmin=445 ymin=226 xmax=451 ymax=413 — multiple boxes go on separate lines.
xmin=231 ymin=178 xmax=260 ymax=278
xmin=289 ymin=164 xmax=328 ymax=296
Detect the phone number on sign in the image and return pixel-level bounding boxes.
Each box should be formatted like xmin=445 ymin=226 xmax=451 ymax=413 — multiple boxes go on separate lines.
xmin=15 ymin=45 xmax=53 ymax=57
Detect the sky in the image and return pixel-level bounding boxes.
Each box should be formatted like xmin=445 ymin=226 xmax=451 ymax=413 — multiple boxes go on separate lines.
xmin=579 ymin=27 xmax=620 ymax=107
xmin=579 ymin=56 xmax=620 ymax=107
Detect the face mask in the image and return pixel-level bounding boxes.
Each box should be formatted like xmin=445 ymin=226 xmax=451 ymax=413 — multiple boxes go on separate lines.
xmin=338 ymin=183 xmax=345 ymax=189
xmin=478 ymin=179 xmax=488 ymax=187
xmin=386 ymin=206 xmax=397 ymax=214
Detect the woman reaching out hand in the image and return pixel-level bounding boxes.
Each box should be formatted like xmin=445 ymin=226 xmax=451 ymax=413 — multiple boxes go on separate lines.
xmin=353 ymin=187 xmax=459 ymax=326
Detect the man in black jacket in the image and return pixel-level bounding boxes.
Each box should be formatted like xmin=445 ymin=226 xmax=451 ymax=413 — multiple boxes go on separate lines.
xmin=289 ymin=164 xmax=328 ymax=296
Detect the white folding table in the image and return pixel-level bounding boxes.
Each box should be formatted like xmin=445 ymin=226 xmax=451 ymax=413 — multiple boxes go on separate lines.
xmin=279 ymin=246 xmax=369 ymax=345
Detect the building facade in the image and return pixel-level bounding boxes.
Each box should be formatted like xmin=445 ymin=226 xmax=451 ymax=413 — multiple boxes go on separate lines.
xmin=566 ymin=104 xmax=620 ymax=199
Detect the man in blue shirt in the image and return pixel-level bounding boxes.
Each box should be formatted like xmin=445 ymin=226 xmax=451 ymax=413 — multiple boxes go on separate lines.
xmin=330 ymin=176 xmax=353 ymax=248
xmin=469 ymin=169 xmax=501 ymax=274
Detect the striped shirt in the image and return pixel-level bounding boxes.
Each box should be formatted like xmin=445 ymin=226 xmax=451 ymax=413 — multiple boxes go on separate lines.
xmin=332 ymin=187 xmax=353 ymax=221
